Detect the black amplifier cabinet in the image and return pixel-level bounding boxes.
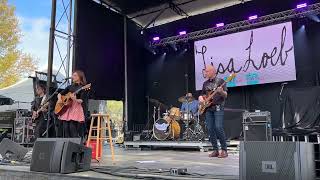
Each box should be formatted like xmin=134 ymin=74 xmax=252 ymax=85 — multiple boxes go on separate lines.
xmin=243 ymin=111 xmax=272 ymax=141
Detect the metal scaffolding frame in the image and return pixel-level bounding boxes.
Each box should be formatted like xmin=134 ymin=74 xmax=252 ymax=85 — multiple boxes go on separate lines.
xmin=47 ymin=0 xmax=74 ymax=86
xmin=151 ymin=3 xmax=320 ymax=47
xmin=46 ymin=0 xmax=74 ymax=137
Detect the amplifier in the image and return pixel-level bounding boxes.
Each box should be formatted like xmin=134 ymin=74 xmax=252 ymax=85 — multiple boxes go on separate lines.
xmin=243 ymin=111 xmax=272 ymax=141
xmin=240 ymin=141 xmax=315 ymax=180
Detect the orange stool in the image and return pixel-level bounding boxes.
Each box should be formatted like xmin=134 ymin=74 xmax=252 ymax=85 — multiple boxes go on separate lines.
xmin=86 ymin=113 xmax=115 ymax=162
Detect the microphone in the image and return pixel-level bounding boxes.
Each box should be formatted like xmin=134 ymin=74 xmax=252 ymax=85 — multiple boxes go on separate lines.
xmin=279 ymin=82 xmax=288 ymax=101
xmin=64 ymin=77 xmax=72 ymax=80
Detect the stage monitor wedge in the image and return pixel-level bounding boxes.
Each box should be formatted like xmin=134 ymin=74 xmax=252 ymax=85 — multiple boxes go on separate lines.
xmin=30 ymin=138 xmax=90 ymax=173
xmin=60 ymin=141 xmax=92 ymax=173
xmin=0 ymin=138 xmax=28 ymax=161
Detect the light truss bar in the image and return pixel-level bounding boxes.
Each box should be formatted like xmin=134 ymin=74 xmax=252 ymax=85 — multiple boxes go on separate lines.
xmin=151 ymin=3 xmax=320 ymax=47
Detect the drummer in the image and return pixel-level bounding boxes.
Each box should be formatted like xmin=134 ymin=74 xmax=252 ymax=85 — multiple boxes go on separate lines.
xmin=180 ymin=93 xmax=199 ymax=115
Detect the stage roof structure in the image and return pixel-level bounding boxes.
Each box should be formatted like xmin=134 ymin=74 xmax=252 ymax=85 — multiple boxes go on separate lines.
xmin=98 ymin=0 xmax=251 ymax=28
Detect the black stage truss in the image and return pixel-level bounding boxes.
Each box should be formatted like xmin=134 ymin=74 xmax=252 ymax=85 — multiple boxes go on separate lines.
xmin=151 ymin=3 xmax=320 ymax=47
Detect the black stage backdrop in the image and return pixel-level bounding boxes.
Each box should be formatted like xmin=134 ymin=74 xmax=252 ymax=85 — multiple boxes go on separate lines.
xmin=74 ymin=0 xmax=124 ymax=100
xmin=74 ymin=0 xmax=320 ymax=139
xmin=74 ymin=0 xmax=147 ymax=130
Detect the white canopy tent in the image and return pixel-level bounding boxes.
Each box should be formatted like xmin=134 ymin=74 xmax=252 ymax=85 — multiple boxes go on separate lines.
xmin=0 ymin=69 xmax=67 ymax=112
xmin=0 ymin=78 xmax=34 ymax=111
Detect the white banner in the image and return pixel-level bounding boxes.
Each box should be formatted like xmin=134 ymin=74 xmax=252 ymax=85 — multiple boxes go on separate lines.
xmin=194 ymin=22 xmax=296 ymax=90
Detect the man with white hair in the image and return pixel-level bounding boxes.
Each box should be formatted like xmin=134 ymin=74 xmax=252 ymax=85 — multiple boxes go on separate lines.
xmin=199 ymin=65 xmax=228 ymax=158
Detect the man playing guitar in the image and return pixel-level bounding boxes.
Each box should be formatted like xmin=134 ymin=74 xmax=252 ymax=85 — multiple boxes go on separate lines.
xmin=31 ymin=84 xmax=48 ymax=138
xmin=198 ymin=65 xmax=228 ymax=158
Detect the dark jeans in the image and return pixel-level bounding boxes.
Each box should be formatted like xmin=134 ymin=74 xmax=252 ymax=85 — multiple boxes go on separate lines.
xmin=34 ymin=119 xmax=47 ymax=138
xmin=205 ymin=109 xmax=227 ymax=151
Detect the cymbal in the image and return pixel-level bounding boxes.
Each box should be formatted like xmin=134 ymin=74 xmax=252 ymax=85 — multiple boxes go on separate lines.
xmin=178 ymin=96 xmax=195 ymax=103
xmin=149 ymin=98 xmax=160 ymax=104
xmin=149 ymin=98 xmax=169 ymax=109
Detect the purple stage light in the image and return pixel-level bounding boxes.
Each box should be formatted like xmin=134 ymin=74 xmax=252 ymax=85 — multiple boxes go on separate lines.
xmin=248 ymin=15 xmax=258 ymax=20
xmin=179 ymin=31 xmax=187 ymax=35
xmin=153 ymin=36 xmax=160 ymax=41
xmin=296 ymin=3 xmax=307 ymax=9
xmin=216 ymin=23 xmax=224 ymax=27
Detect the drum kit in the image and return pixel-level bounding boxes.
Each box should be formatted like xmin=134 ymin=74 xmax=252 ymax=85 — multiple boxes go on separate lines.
xmin=148 ymin=95 xmax=205 ymax=141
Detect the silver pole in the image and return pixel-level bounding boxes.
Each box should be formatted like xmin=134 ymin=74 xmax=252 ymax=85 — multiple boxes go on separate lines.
xmin=124 ymin=16 xmax=128 ymax=132
xmin=66 ymin=0 xmax=73 ymax=79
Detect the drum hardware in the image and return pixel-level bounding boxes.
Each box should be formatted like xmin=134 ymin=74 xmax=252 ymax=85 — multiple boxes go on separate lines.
xmin=144 ymin=97 xmax=170 ymax=140
xmin=182 ymin=95 xmax=193 ymax=140
xmin=153 ymin=116 xmax=180 ymax=140
xmin=144 ymin=95 xmax=207 ymax=141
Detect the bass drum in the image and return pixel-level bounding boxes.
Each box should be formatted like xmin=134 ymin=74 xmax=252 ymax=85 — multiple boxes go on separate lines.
xmin=153 ymin=117 xmax=181 ymax=140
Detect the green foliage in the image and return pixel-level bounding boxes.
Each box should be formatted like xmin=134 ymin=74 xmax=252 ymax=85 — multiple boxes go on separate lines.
xmin=0 ymin=0 xmax=37 ymax=88
xmin=106 ymin=100 xmax=123 ymax=127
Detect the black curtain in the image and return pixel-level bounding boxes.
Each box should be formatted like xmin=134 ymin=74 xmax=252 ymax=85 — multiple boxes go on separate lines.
xmin=283 ymin=87 xmax=320 ymax=129
xmin=74 ymin=0 xmax=124 ymax=100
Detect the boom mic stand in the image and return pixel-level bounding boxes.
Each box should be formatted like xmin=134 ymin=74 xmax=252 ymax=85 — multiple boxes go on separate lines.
xmin=43 ymin=78 xmax=69 ymax=137
xmin=184 ymin=73 xmax=195 ymax=140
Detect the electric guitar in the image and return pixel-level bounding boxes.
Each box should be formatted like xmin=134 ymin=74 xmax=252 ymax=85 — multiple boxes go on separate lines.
xmin=32 ymin=101 xmax=49 ymax=121
xmin=54 ymin=83 xmax=91 ymax=116
xmin=198 ymin=73 xmax=236 ymax=115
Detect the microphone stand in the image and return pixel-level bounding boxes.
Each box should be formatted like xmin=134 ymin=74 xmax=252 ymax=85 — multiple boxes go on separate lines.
xmin=43 ymin=78 xmax=69 ymax=137
xmin=184 ymin=73 xmax=192 ymax=140
xmin=279 ymin=82 xmax=287 ymax=129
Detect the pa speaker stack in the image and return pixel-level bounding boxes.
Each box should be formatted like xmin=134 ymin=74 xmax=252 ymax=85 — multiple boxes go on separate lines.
xmin=30 ymin=138 xmax=92 ymax=174
xmin=240 ymin=141 xmax=315 ymax=180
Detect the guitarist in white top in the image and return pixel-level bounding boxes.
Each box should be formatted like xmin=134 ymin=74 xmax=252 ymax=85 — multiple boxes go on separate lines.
xmin=31 ymin=84 xmax=48 ymax=138
xmin=198 ymin=65 xmax=228 ymax=158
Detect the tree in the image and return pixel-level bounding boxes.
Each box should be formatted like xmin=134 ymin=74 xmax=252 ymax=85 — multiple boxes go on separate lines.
xmin=0 ymin=0 xmax=37 ymax=88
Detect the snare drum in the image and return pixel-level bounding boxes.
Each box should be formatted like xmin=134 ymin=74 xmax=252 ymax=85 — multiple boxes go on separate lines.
xmin=180 ymin=111 xmax=194 ymax=122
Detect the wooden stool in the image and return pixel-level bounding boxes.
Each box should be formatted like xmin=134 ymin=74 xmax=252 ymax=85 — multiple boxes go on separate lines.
xmin=86 ymin=113 xmax=115 ymax=162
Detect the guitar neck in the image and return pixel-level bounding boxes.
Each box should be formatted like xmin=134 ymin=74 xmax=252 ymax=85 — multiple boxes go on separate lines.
xmin=74 ymin=86 xmax=84 ymax=94
xmin=207 ymin=81 xmax=227 ymax=99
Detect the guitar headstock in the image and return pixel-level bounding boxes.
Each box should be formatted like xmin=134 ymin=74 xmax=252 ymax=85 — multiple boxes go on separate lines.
xmin=82 ymin=83 xmax=91 ymax=91
xmin=225 ymin=73 xmax=236 ymax=83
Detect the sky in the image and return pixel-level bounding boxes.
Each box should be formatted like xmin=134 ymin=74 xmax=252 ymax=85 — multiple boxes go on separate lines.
xmin=8 ymin=0 xmax=69 ymax=72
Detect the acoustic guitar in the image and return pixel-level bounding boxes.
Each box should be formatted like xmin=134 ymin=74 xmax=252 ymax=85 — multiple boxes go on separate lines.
xmin=198 ymin=73 xmax=236 ymax=115
xmin=54 ymin=83 xmax=91 ymax=116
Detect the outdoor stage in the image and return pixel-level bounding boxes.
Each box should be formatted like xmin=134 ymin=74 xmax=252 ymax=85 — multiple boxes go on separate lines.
xmin=0 ymin=146 xmax=239 ymax=180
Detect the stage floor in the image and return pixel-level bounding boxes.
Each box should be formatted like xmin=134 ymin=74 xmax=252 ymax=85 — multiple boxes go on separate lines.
xmin=0 ymin=146 xmax=239 ymax=179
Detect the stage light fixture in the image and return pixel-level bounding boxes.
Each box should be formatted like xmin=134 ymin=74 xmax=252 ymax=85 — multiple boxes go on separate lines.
xmin=307 ymin=14 xmax=320 ymax=22
xmin=153 ymin=36 xmax=160 ymax=41
xmin=248 ymin=15 xmax=258 ymax=20
xmin=170 ymin=43 xmax=178 ymax=51
xmin=216 ymin=23 xmax=225 ymax=27
xmin=297 ymin=3 xmax=307 ymax=9
xmin=179 ymin=31 xmax=187 ymax=35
